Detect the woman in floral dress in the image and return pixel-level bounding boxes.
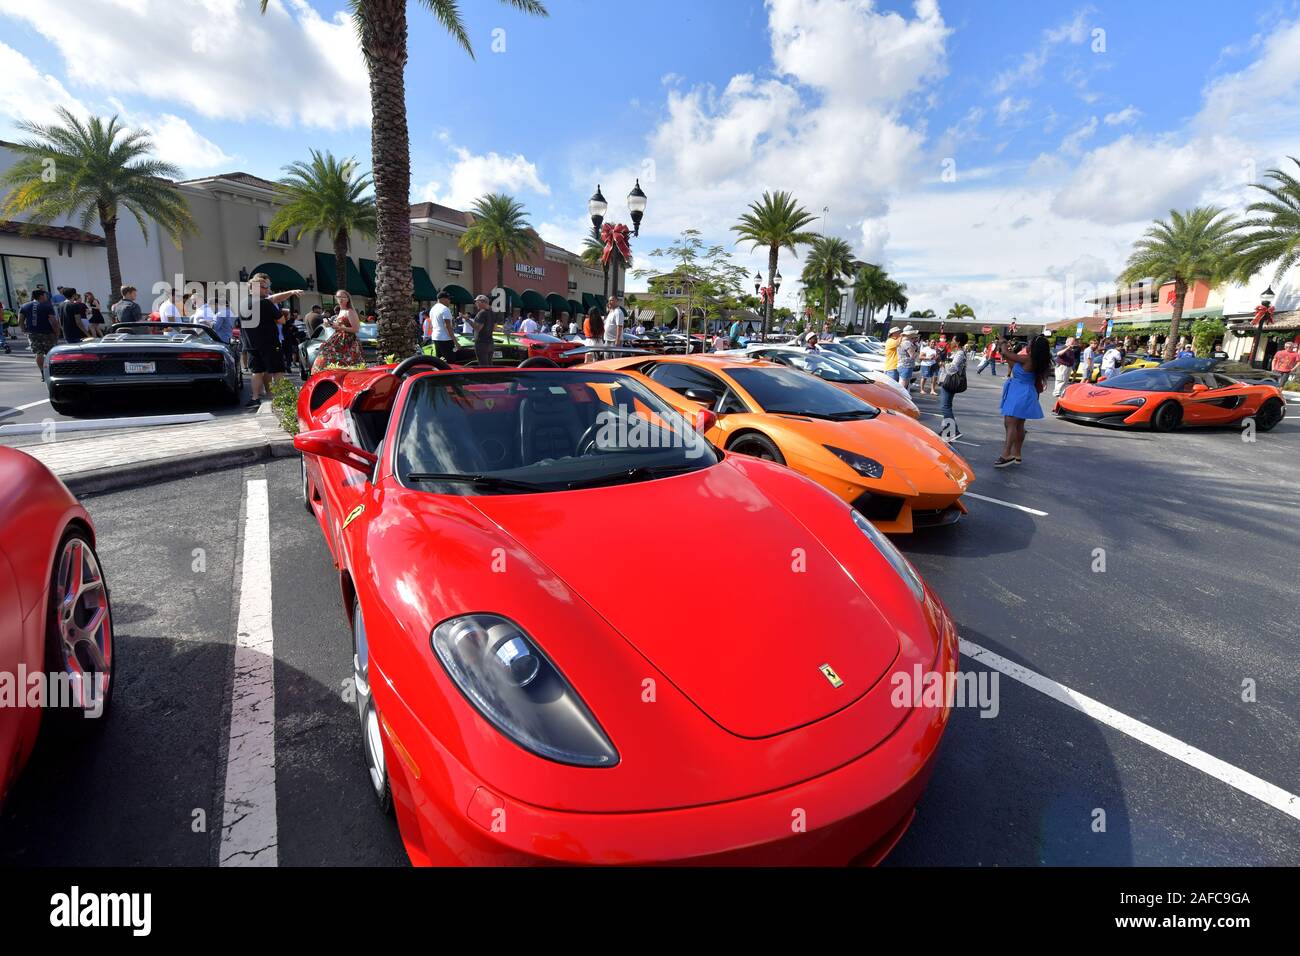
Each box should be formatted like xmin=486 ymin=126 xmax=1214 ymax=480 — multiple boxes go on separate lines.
xmin=314 ymin=289 xmax=365 ymax=372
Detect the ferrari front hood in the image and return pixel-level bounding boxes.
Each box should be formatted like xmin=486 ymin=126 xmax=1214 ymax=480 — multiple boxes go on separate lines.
xmin=467 ymin=460 xmax=901 ymax=738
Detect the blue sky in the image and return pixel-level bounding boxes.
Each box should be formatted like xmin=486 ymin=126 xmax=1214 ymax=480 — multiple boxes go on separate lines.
xmin=3 ymin=0 xmax=1299 ymax=319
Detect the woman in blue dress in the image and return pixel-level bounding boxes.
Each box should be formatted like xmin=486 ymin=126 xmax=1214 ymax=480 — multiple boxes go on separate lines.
xmin=995 ymin=333 xmax=1052 ymax=467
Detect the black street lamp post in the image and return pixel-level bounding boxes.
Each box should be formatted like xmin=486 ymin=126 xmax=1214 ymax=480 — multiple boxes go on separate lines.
xmin=590 ymin=181 xmax=647 ymax=304
xmin=1252 ymin=285 xmax=1275 ymax=367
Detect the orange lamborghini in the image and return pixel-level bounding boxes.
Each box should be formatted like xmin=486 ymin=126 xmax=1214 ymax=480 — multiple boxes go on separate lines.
xmin=591 ymin=354 xmax=975 ymax=533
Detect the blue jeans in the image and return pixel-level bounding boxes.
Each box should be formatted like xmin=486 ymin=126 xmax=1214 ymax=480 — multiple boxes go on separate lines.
xmin=886 ymin=369 xmax=899 ymax=382
xmin=939 ymin=383 xmax=956 ymax=434
xmin=899 ymin=364 xmax=915 ymax=390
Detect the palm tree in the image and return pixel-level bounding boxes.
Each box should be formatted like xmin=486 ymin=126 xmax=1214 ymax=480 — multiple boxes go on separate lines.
xmin=459 ymin=193 xmax=539 ymax=306
xmin=945 ymin=302 xmax=975 ymax=321
xmin=0 ymin=108 xmax=195 ymax=304
xmin=883 ymin=278 xmax=909 ymax=331
xmin=260 ymin=0 xmax=548 ymax=359
xmin=731 ymin=190 xmax=818 ymax=337
xmin=909 ymin=308 xmax=936 ymax=319
xmin=1235 ymin=157 xmax=1300 ymax=282
xmin=851 ymin=263 xmax=891 ymax=333
xmin=1119 ymin=206 xmax=1242 ymax=360
xmin=803 ymin=235 xmax=855 ymax=326
xmin=266 ymin=150 xmax=376 ymax=317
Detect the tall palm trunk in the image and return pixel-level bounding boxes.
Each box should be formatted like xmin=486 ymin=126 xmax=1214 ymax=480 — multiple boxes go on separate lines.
xmin=1165 ymin=277 xmax=1187 ymax=361
xmin=334 ymin=228 xmax=349 ymax=304
xmin=764 ymin=244 xmax=778 ymax=339
xmin=100 ymin=204 xmax=122 ymax=304
xmin=359 ymin=0 xmax=416 ymax=358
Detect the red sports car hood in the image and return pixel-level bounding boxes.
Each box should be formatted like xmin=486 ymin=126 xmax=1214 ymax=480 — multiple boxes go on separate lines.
xmin=467 ymin=459 xmax=902 ymax=738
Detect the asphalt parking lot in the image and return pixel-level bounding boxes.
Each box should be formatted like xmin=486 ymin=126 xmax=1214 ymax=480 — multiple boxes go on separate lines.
xmin=1 ymin=368 xmax=1297 ymax=865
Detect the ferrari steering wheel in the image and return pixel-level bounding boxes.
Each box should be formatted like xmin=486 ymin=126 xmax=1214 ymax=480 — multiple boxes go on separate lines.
xmin=518 ymin=356 xmax=559 ymax=368
xmin=392 ymin=354 xmax=450 ymax=378
xmin=575 ymin=422 xmax=606 ymax=457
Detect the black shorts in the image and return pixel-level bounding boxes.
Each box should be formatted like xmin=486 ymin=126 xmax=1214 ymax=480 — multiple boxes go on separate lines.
xmin=248 ymin=341 xmax=286 ymax=374
xmin=433 ymin=339 xmax=456 ymax=363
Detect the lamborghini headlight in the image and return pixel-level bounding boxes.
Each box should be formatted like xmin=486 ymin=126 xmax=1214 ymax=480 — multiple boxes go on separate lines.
xmin=432 ymin=614 xmax=618 ymax=767
xmin=851 ymin=510 xmax=925 ymax=602
xmin=825 ymin=445 xmax=885 ymax=479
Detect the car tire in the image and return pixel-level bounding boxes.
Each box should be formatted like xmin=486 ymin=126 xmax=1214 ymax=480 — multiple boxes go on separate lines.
xmin=352 ymin=607 xmax=392 ymax=815
xmin=300 ymin=456 xmax=313 ymax=513
xmin=1150 ymin=401 xmax=1183 ymax=432
xmin=44 ymin=527 xmax=114 ymax=728
xmin=1254 ymin=398 xmax=1285 ymax=432
xmin=728 ymin=432 xmax=786 ymax=464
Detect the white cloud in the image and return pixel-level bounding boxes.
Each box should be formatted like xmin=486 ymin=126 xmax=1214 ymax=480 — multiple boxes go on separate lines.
xmin=1103 ymin=106 xmax=1141 ymax=126
xmin=0 ymin=40 xmax=89 ymax=129
xmin=138 ymin=113 xmax=233 ymax=171
xmin=421 ymin=148 xmax=549 ymax=210
xmin=1052 ymin=134 xmax=1246 ymax=225
xmin=0 ymin=0 xmax=369 ymax=129
xmin=992 ymin=6 xmax=1093 ymax=93
xmin=996 ymin=96 xmax=1030 ymax=125
xmin=1197 ymin=18 xmax=1300 ymax=143
xmin=1059 ymin=116 xmax=1098 ymax=155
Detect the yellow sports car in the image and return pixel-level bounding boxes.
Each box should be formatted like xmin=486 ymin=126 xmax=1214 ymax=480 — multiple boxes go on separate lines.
xmin=591 ymin=354 xmax=975 ymax=533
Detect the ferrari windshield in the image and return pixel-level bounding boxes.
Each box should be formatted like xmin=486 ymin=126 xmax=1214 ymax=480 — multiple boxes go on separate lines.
xmin=728 ymin=365 xmax=879 ymax=419
xmin=395 ymin=370 xmax=717 ymax=494
xmin=1095 ymin=369 xmax=1191 ymax=391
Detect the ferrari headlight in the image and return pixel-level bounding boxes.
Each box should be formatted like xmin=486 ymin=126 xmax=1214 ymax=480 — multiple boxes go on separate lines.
xmin=432 ymin=614 xmax=618 ymax=767
xmin=1116 ymin=397 xmax=1146 ymax=406
xmin=825 ymin=445 xmax=885 ymax=479
xmin=851 ymin=510 xmax=925 ymax=602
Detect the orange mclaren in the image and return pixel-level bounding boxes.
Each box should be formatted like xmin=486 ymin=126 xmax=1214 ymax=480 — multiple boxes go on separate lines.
xmin=591 ymin=354 xmax=975 ymax=533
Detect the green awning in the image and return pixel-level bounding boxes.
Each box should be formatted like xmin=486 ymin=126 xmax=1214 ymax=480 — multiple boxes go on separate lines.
xmin=497 ymin=286 xmax=521 ymax=310
xmin=315 ymin=252 xmax=369 ymax=297
xmin=412 ymin=267 xmax=438 ymax=301
xmin=520 ymin=289 xmax=548 ymax=312
xmin=358 ymin=257 xmax=379 ymax=296
xmin=442 ymin=284 xmax=474 ymax=307
xmin=568 ymin=298 xmax=584 ymax=317
xmin=582 ymin=293 xmax=602 ymax=312
xmin=249 ymin=262 xmax=308 ymax=293
xmin=546 ymin=293 xmax=570 ymax=314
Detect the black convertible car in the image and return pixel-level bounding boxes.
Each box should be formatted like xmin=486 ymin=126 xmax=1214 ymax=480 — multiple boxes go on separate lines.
xmin=45 ymin=322 xmax=243 ymax=415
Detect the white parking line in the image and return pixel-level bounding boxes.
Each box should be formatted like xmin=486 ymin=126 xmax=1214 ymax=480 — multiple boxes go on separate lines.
xmin=0 ymin=398 xmax=50 ymax=419
xmin=964 ymin=491 xmax=1049 ymax=516
xmin=960 ymin=638 xmax=1300 ymax=822
xmin=219 ymin=478 xmax=278 ymax=866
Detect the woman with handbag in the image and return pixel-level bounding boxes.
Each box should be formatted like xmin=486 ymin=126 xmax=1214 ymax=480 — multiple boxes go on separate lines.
xmin=937 ymin=332 xmax=968 ymax=440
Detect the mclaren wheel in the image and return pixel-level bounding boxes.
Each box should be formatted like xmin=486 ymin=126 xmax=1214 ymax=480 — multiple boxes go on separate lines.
xmin=1255 ymin=398 xmax=1285 ymax=432
xmin=1150 ymin=400 xmax=1183 ymax=432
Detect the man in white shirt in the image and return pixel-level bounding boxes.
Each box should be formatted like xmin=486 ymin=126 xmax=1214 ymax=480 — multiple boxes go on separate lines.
xmin=568 ymin=317 xmax=580 ymax=335
xmin=158 ymin=291 xmax=182 ymax=323
xmin=192 ymin=295 xmax=216 ymax=326
xmin=1100 ymin=341 xmax=1123 ymax=380
xmin=604 ymin=296 xmax=625 ymax=347
xmin=520 ymin=312 xmax=540 ymax=335
xmin=428 ymin=290 xmax=456 ymax=362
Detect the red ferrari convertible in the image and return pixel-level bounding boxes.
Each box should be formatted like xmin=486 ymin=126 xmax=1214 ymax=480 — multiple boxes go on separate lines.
xmin=296 ymin=355 xmax=957 ymax=866
xmin=0 ymin=448 xmax=114 ymax=809
xmin=1054 ymin=366 xmax=1286 ymax=431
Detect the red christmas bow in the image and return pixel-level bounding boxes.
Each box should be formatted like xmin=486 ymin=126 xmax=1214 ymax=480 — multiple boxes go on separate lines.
xmin=600 ymin=222 xmax=632 ymax=267
xmin=1253 ymin=303 xmax=1275 ymax=328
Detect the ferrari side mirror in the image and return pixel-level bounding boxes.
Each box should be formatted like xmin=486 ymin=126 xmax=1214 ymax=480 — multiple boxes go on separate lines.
xmin=295 ymin=428 xmax=377 ymax=473
xmin=694 ymin=408 xmax=718 ymax=433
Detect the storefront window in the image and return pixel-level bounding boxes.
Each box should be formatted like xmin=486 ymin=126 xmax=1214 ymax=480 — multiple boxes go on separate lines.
xmin=1 ymin=255 xmax=52 ymax=310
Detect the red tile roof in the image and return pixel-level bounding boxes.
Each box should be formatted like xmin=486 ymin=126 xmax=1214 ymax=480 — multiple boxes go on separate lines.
xmin=409 ymin=201 xmax=471 ymax=225
xmin=0 ymin=219 xmax=105 ymax=245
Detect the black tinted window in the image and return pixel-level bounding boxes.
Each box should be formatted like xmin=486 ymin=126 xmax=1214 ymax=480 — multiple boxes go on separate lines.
xmin=729 ymin=366 xmax=876 ymax=417
xmin=647 ymin=362 xmax=726 ymax=394
xmin=1098 ymin=369 xmax=1191 ymax=391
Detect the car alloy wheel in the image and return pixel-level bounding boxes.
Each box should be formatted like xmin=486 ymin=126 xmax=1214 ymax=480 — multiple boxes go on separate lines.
xmin=729 ymin=433 xmax=786 ymax=464
xmin=1255 ymin=399 xmax=1284 ymax=432
xmin=50 ymin=531 xmax=113 ymax=720
xmin=352 ymin=608 xmax=392 ymax=813
xmin=1151 ymin=401 xmax=1182 ymax=432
